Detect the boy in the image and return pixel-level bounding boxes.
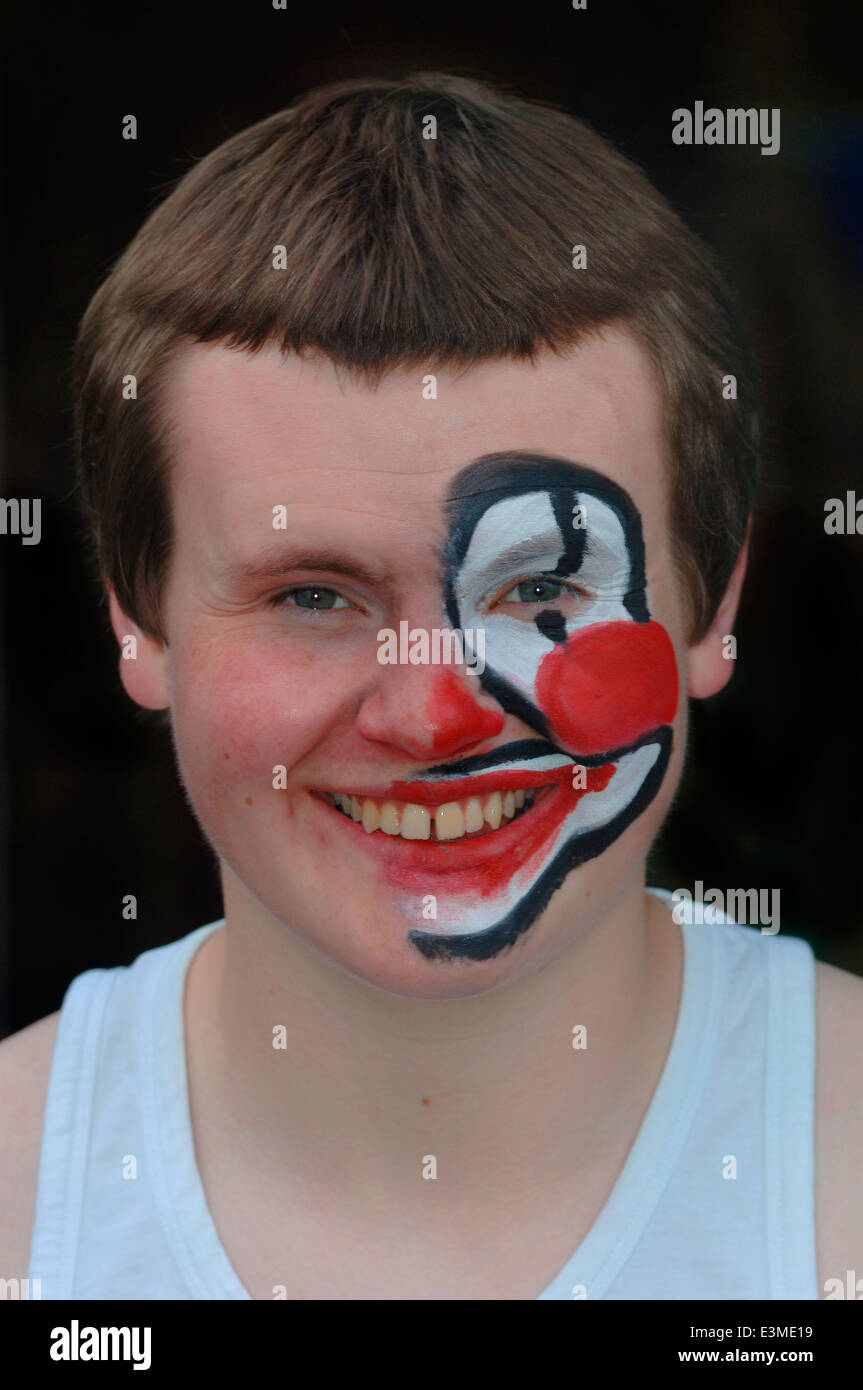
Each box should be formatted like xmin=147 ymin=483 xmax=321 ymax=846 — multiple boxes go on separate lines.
xmin=1 ymin=72 xmax=861 ymax=1300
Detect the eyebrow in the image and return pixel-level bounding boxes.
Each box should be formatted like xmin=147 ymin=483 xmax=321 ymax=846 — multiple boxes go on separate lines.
xmin=468 ymin=534 xmax=569 ymax=590
xmin=223 ymin=544 xmax=395 ymax=593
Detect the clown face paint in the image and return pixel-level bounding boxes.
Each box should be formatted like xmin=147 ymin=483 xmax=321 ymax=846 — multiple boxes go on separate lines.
xmin=391 ymin=453 xmax=678 ymax=961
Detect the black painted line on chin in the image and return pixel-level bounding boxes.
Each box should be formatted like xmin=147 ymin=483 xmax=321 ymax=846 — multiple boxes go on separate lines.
xmin=407 ymin=724 xmax=672 ymax=963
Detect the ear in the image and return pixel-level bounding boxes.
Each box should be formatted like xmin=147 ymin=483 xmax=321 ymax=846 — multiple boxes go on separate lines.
xmin=107 ymin=585 xmax=171 ymax=710
xmin=687 ymin=527 xmax=750 ymax=700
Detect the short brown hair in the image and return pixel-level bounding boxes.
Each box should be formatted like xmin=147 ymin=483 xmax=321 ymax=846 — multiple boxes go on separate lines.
xmin=74 ymin=71 xmax=760 ymax=643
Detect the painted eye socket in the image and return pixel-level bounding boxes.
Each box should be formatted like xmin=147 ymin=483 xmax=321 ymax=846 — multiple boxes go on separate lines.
xmin=492 ymin=575 xmax=587 ymax=609
xmin=274 ymin=586 xmax=352 ymax=611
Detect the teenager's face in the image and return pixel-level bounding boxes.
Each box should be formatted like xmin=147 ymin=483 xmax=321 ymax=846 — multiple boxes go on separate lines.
xmin=149 ymin=329 xmax=692 ymax=995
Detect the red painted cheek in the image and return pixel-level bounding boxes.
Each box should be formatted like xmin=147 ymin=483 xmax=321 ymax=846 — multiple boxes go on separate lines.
xmin=426 ymin=670 xmax=505 ymax=755
xmin=534 ymin=619 xmax=679 ymax=756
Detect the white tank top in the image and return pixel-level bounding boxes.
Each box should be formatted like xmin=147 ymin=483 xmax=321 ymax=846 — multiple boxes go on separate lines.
xmin=27 ymin=889 xmax=819 ymax=1299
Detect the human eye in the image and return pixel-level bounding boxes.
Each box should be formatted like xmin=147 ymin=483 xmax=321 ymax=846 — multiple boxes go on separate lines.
xmin=489 ymin=574 xmax=589 ymax=614
xmin=501 ymin=576 xmax=570 ymax=603
xmin=270 ymin=585 xmax=354 ymax=612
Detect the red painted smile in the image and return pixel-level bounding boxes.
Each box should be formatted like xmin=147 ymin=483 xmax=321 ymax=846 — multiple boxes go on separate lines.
xmin=309 ymin=760 xmax=616 ymax=898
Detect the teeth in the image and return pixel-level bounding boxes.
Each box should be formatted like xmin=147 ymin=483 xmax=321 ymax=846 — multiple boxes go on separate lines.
xmin=400 ymin=804 xmax=431 ymax=840
xmin=484 ymin=791 xmax=503 ymax=829
xmin=327 ymin=785 xmax=540 ymax=842
xmin=435 ymin=802 xmax=465 ymax=841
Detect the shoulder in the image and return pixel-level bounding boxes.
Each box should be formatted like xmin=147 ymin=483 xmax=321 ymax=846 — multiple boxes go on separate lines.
xmin=814 ymin=959 xmax=863 ymax=1296
xmin=0 ymin=1011 xmax=61 ymax=1275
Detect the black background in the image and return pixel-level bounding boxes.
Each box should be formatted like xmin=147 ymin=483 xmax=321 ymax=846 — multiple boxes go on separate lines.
xmin=2 ymin=0 xmax=861 ymax=1034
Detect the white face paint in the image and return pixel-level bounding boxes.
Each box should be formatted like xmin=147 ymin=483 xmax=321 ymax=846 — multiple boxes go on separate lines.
xmin=396 ymin=453 xmax=678 ymax=963
xmin=403 ymin=742 xmax=661 ymax=938
xmin=453 ymin=491 xmax=634 ymax=700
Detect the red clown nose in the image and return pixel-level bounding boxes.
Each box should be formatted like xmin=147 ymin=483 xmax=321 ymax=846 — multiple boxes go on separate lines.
xmin=426 ymin=669 xmax=506 ymax=756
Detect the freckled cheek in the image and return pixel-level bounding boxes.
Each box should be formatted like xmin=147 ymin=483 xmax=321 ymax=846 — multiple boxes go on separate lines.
xmin=534 ymin=620 xmax=679 ymax=756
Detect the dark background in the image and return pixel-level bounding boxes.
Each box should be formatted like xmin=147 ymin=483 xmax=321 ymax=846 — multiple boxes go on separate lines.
xmin=2 ymin=0 xmax=861 ymax=1035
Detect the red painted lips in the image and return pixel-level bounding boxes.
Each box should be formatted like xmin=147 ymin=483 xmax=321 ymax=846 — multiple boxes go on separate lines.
xmin=316 ymin=761 xmax=616 ymax=898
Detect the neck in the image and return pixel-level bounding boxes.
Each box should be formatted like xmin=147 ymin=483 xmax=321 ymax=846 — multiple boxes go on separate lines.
xmin=186 ymin=869 xmax=681 ymax=1217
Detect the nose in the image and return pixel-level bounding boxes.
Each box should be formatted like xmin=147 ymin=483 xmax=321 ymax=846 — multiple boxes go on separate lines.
xmin=356 ymin=666 xmax=505 ymax=763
